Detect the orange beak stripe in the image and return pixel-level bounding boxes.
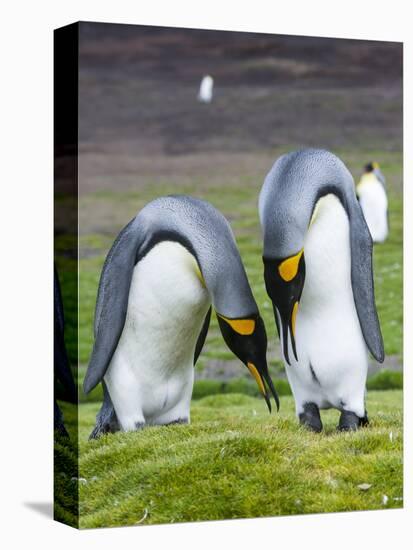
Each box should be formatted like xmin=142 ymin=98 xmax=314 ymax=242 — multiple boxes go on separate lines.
xmin=247 ymin=362 xmax=266 ymax=395
xmin=291 ymin=301 xmax=299 ymax=338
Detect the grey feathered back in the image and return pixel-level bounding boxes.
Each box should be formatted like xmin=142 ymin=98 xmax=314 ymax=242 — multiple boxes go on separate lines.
xmin=259 ymin=149 xmax=384 ymax=363
xmin=135 ymin=195 xmax=258 ymax=318
xmin=84 ymin=195 xmax=258 ymax=393
xmin=260 ymin=149 xmax=357 ymax=258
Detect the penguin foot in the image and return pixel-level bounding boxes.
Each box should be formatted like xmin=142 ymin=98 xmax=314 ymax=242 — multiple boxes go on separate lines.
xmin=338 ymin=410 xmax=368 ymax=432
xmin=299 ymin=403 xmax=323 ymax=433
xmin=54 ymin=422 xmax=70 ymax=439
xmin=360 ymin=412 xmax=369 ymax=427
xmin=89 ymin=411 xmax=120 ymax=440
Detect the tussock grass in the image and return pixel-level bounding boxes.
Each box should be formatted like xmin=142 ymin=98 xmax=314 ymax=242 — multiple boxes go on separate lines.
xmin=67 ymin=390 xmax=402 ymax=528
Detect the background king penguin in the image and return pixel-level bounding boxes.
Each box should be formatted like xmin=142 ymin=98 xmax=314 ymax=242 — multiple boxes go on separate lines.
xmin=84 ymin=195 xmax=278 ymax=438
xmin=259 ymin=149 xmax=384 ymax=432
xmin=356 ymin=161 xmax=389 ymax=243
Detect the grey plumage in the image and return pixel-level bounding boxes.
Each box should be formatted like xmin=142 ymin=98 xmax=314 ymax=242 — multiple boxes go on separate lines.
xmin=374 ymin=167 xmax=386 ymax=188
xmin=259 ymin=148 xmax=384 ymax=363
xmin=84 ymin=195 xmax=260 ymax=394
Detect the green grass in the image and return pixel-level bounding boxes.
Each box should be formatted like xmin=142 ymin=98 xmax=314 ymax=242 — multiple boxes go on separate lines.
xmin=77 ymin=370 xmax=402 ymax=405
xmin=62 ymin=390 xmax=402 ymax=528
xmin=367 ymin=370 xmax=403 ymax=391
xmin=372 ymin=191 xmax=403 ymax=356
xmin=54 ymin=402 xmax=79 ymax=528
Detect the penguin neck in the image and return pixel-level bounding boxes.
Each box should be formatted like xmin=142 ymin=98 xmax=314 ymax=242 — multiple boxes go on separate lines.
xmin=357 ymin=172 xmax=378 ymax=193
xmin=301 ymin=193 xmax=353 ymax=309
xmin=197 ymin=252 xmax=258 ymax=319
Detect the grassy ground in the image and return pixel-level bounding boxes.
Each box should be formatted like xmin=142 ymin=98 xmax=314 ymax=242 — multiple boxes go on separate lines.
xmin=62 ymin=390 xmax=402 ymax=528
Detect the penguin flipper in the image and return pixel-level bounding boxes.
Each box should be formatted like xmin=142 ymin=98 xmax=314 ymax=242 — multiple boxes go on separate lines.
xmin=194 ymin=307 xmax=211 ymax=365
xmin=349 ymin=203 xmax=385 ymax=363
xmin=83 ymin=219 xmax=141 ymax=394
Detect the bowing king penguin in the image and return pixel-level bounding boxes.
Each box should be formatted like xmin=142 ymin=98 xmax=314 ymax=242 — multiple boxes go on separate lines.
xmin=356 ymin=162 xmax=389 ymax=243
xmin=84 ymin=195 xmax=278 ymax=438
xmin=259 ymin=149 xmax=384 ymax=432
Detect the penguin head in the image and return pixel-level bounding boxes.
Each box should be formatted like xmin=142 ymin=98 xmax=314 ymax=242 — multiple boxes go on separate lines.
xmin=263 ymin=248 xmax=306 ymax=365
xmin=216 ymin=313 xmax=279 ymax=412
xmin=364 ymin=161 xmax=379 ymax=173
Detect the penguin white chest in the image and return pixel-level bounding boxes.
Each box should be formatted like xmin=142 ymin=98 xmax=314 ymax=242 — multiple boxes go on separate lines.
xmin=288 ymin=194 xmax=368 ymax=416
xmin=104 ymin=241 xmax=210 ymax=429
xmin=357 ymin=179 xmax=388 ymax=243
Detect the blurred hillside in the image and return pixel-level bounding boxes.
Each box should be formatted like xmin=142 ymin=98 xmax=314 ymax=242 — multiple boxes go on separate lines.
xmin=79 ymin=23 xmax=402 ymax=163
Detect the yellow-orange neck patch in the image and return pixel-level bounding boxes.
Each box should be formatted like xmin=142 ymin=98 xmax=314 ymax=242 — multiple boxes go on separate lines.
xmin=194 ymin=264 xmax=206 ymax=288
xmin=218 ymin=314 xmax=256 ymax=335
xmin=357 ymin=172 xmax=376 ymax=191
xmin=278 ymin=249 xmax=304 ymax=282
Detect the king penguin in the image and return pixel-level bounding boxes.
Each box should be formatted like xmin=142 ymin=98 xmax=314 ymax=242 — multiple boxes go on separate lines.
xmin=356 ymin=162 xmax=389 ymax=243
xmin=84 ymin=195 xmax=278 ymax=438
xmin=259 ymin=149 xmax=384 ymax=432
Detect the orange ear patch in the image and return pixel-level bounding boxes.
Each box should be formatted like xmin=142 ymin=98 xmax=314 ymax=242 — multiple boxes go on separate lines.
xmin=278 ymin=249 xmax=304 ymax=282
xmin=218 ymin=315 xmax=255 ymax=335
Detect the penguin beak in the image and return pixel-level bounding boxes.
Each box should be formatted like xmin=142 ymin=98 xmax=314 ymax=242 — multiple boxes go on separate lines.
xmin=247 ymin=362 xmax=280 ymax=412
xmin=263 ymin=252 xmax=305 ymax=366
xmin=273 ymin=301 xmax=299 ymax=365
xmin=216 ymin=313 xmax=279 ymax=412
